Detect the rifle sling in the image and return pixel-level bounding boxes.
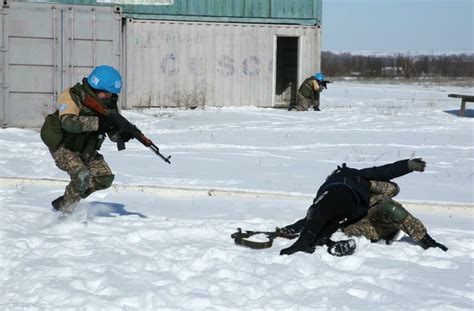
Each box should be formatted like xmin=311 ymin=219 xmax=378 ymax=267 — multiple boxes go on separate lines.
xmin=231 ymin=228 xmax=281 ymax=249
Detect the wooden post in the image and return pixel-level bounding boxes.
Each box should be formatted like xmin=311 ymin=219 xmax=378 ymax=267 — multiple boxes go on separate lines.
xmin=448 ymin=94 xmax=474 ymax=117
xmin=460 ymin=99 xmax=466 ymax=117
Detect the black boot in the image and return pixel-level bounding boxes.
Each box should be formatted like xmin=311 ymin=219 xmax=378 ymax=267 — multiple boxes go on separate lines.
xmin=280 ymin=218 xmax=305 ymax=239
xmin=326 ymin=239 xmax=356 ymax=257
xmin=280 ymin=232 xmax=316 ymax=255
xmin=280 ymin=242 xmax=315 ymax=255
xmin=51 ymin=196 xmax=64 ymax=211
xmin=51 ymin=196 xmax=76 ymax=214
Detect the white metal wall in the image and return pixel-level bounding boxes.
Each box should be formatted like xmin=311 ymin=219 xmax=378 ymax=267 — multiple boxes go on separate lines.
xmin=124 ymin=19 xmax=320 ymax=108
xmin=0 ymin=8 xmax=4 ymax=124
xmin=0 ymin=1 xmax=121 ymax=128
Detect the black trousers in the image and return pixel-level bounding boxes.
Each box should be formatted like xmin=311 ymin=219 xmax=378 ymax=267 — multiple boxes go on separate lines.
xmin=298 ymin=186 xmax=356 ymax=247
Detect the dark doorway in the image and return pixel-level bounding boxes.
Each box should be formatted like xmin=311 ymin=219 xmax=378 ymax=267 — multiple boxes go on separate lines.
xmin=275 ymin=37 xmax=298 ymax=108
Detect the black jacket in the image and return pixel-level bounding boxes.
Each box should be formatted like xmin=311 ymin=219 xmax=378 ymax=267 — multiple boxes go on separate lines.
xmin=315 ymin=159 xmax=412 ymax=222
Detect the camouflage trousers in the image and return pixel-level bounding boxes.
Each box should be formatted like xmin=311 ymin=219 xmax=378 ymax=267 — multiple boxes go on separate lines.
xmin=290 ymin=93 xmax=320 ymax=111
xmin=368 ymin=180 xmax=400 ymax=207
xmin=343 ymin=180 xmax=426 ymax=242
xmin=50 ymin=146 xmax=114 ymax=211
xmin=343 ymin=199 xmax=427 ymax=242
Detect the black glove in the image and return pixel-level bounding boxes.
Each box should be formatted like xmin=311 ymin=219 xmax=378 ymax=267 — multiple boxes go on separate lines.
xmin=98 ymin=117 xmax=113 ymax=134
xmin=420 ymin=234 xmax=448 ymax=252
xmin=119 ymin=130 xmax=134 ymax=143
xmin=408 ymin=158 xmax=426 ymax=172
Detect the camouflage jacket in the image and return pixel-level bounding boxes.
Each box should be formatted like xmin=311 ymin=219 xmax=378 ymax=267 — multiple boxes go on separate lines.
xmin=298 ymin=76 xmax=321 ymax=98
xmin=316 ymin=159 xmax=412 ymax=221
xmin=53 ymin=80 xmax=119 ymax=155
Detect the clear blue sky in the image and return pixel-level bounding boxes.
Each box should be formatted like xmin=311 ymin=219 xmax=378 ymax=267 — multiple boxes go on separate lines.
xmin=322 ymin=0 xmax=473 ymax=53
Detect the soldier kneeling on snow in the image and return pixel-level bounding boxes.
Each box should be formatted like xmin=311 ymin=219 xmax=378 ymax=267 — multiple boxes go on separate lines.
xmin=288 ymin=72 xmax=329 ymax=111
xmin=280 ymin=158 xmax=448 ymax=256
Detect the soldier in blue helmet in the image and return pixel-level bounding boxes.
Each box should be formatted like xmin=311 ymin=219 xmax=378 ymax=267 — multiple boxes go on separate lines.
xmin=40 ymin=65 xmax=133 ymax=215
xmin=289 ymin=72 xmax=330 ymax=111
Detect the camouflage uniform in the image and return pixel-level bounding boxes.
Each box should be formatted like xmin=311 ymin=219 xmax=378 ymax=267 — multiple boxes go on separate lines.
xmin=280 ymin=161 xmax=445 ymax=255
xmin=295 ymin=93 xmax=320 ymax=111
xmin=342 ymin=180 xmax=427 ymax=242
xmin=289 ymin=76 xmax=322 ymax=111
xmin=50 ymin=146 xmax=114 ymax=213
xmin=41 ymin=79 xmax=120 ymax=213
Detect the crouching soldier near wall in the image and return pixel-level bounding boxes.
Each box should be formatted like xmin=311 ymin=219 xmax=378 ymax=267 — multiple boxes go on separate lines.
xmin=289 ymin=72 xmax=329 ymax=111
xmin=40 ymin=65 xmax=132 ymax=215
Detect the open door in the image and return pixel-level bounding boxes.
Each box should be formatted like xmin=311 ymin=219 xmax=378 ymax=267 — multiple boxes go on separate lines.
xmin=274 ymin=36 xmax=298 ymax=108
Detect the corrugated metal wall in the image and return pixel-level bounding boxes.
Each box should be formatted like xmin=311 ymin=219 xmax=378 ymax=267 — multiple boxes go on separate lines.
xmin=124 ymin=19 xmax=319 ymax=108
xmin=2 ymin=0 xmax=322 ymax=125
xmin=0 ymin=1 xmax=121 ymax=127
xmin=27 ymin=0 xmax=322 ymax=25
xmin=0 ymin=9 xmax=4 ymax=124
xmin=121 ymin=0 xmax=322 ymax=25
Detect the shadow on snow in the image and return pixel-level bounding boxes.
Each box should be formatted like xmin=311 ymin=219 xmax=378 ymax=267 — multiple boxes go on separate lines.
xmin=443 ymin=109 xmax=474 ymax=118
xmin=87 ymin=201 xmax=148 ymax=218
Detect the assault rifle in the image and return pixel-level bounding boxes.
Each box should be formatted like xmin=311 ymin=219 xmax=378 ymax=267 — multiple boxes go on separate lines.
xmin=319 ymin=80 xmax=332 ymax=89
xmin=83 ymin=94 xmax=171 ymax=164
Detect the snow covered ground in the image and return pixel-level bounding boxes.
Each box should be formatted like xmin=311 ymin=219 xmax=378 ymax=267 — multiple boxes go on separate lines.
xmin=1 ymin=81 xmax=473 ymax=310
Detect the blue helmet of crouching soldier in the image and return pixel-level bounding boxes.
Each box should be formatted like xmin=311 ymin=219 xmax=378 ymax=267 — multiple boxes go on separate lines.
xmin=87 ymin=65 xmax=122 ymax=94
xmin=314 ymin=72 xmax=325 ymax=82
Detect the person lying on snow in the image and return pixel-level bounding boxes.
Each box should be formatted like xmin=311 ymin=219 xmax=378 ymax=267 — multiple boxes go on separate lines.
xmin=279 ymin=158 xmax=448 ymax=256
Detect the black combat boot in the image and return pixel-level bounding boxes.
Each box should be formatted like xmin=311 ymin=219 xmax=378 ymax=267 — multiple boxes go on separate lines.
xmin=280 ymin=230 xmax=316 ymax=255
xmin=326 ymin=239 xmax=356 ymax=257
xmin=51 ymin=196 xmax=64 ymax=211
xmin=51 ymin=195 xmax=77 ymax=215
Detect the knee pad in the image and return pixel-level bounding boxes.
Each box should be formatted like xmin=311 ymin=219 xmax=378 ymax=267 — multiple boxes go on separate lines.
xmin=95 ymin=174 xmax=115 ymax=190
xmin=379 ymin=200 xmax=408 ymax=223
xmin=73 ymin=168 xmax=91 ymax=194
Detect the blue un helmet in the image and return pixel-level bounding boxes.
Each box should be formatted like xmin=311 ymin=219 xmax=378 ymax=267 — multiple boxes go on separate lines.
xmin=87 ymin=65 xmax=122 ymax=94
xmin=314 ymin=72 xmax=325 ymax=82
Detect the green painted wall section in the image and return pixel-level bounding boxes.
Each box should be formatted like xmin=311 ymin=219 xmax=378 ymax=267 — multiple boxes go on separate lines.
xmin=23 ymin=0 xmax=322 ymax=25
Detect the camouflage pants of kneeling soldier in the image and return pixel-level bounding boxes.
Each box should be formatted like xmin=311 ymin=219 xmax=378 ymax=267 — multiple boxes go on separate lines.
xmin=343 ymin=199 xmax=427 ymax=242
xmin=51 ymin=146 xmax=114 ymax=212
xmin=290 ymin=93 xmax=320 ymax=111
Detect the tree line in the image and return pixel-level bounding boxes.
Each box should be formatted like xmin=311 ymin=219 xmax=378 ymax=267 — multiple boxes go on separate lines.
xmin=321 ymin=52 xmax=474 ymax=79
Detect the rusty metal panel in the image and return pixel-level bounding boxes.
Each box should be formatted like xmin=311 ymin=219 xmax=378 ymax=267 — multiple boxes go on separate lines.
xmin=124 ymin=19 xmax=319 ymax=108
xmin=1 ymin=1 xmax=120 ymax=127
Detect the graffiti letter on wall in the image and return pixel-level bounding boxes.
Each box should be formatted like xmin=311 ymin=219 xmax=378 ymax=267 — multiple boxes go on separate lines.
xmin=160 ymin=54 xmax=178 ymax=75
xmin=243 ymin=56 xmax=261 ymax=76
xmin=217 ymin=55 xmax=235 ymax=77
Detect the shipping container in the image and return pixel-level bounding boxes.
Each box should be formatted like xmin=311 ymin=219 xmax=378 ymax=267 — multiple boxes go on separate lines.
xmin=0 ymin=0 xmax=121 ymax=127
xmin=124 ymin=19 xmax=320 ymax=108
xmin=2 ymin=0 xmax=322 ymax=126
xmin=28 ymin=0 xmax=322 ymax=25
